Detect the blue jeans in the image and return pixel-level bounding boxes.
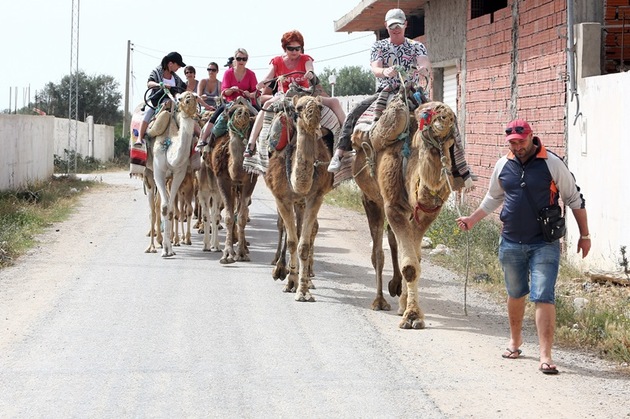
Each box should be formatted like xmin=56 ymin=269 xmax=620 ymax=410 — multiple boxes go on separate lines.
xmin=498 ymin=237 xmax=561 ymax=304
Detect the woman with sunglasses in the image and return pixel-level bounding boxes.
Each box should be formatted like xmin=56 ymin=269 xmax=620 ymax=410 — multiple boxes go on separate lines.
xmin=184 ymin=65 xmax=199 ymax=93
xmin=197 ymin=62 xmax=222 ymax=111
xmin=197 ymin=49 xmax=258 ymax=148
xmin=243 ymin=30 xmax=346 ymax=158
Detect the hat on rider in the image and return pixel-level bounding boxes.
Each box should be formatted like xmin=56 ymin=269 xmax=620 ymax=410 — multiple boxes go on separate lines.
xmin=385 ymin=8 xmax=406 ymax=26
xmin=165 ymin=51 xmax=186 ymax=67
xmin=505 ymin=118 xmax=533 ymax=141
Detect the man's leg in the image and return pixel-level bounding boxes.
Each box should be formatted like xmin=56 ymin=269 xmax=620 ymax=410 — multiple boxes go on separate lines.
xmin=507 ymin=295 xmax=526 ymax=353
xmin=535 ymin=302 xmax=556 ymax=367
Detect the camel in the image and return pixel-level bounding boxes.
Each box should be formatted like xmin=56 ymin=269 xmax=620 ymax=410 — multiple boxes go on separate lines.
xmin=149 ymin=90 xmax=198 ymax=257
xmin=352 ymin=97 xmax=459 ymax=329
xmin=264 ymin=95 xmax=334 ymax=301
xmin=209 ymin=102 xmax=258 ymax=264
xmin=196 ymin=145 xmax=223 ymax=252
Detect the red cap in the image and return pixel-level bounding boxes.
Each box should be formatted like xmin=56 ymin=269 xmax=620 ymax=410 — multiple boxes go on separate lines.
xmin=505 ymin=119 xmax=532 ymax=141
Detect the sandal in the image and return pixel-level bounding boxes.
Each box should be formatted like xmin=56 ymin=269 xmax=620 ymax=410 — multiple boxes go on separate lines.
xmin=243 ymin=145 xmax=255 ymax=158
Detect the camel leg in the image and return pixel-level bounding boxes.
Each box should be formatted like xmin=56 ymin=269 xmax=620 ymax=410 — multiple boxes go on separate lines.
xmin=271 ymin=213 xmax=288 ymax=280
xmin=235 ymin=180 xmax=257 ymax=262
xmin=164 ymin=170 xmax=187 ymax=257
xmin=362 ymin=195 xmax=390 ymax=311
xmin=295 ymin=196 xmax=325 ymax=302
xmin=385 ymin=206 xmax=424 ymax=329
xmin=387 ymin=224 xmax=403 ymax=297
xmin=154 ymin=167 xmax=174 ymax=257
xmin=209 ymin=196 xmax=221 ymax=251
xmin=275 ymin=200 xmax=299 ymax=293
xmin=219 ymin=185 xmax=236 ymax=264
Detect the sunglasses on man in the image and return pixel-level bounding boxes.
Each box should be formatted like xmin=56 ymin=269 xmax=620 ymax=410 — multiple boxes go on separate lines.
xmin=388 ymin=23 xmax=404 ymax=30
xmin=505 ymin=126 xmax=529 ymax=135
xmin=207 ymin=68 xmax=218 ymax=72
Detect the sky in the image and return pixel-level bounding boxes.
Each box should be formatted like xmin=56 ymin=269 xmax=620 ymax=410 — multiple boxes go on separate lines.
xmin=1 ymin=0 xmax=376 ymax=113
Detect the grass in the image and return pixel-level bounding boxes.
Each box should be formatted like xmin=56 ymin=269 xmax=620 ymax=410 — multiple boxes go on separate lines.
xmin=0 ymin=175 xmax=100 ymax=267
xmin=325 ymin=180 xmax=630 ymax=366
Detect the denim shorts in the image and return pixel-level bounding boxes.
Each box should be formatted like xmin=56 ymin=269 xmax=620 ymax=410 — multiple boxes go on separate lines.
xmin=498 ymin=237 xmax=561 ymax=303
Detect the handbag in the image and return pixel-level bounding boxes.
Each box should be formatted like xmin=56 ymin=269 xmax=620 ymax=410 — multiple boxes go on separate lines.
xmin=524 ymin=186 xmax=566 ymax=242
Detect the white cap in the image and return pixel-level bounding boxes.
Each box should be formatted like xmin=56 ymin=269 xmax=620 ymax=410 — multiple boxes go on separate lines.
xmin=385 ymin=8 xmax=406 ymax=26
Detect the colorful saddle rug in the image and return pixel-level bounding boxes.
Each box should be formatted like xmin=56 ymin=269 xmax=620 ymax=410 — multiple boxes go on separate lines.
xmin=243 ymin=105 xmax=339 ymax=176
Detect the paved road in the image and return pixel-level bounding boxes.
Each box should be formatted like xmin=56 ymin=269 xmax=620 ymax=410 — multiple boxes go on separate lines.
xmin=0 ymin=171 xmax=627 ymax=418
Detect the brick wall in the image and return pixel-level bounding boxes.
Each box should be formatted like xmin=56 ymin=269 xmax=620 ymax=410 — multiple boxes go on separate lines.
xmin=463 ymin=0 xmax=567 ymax=202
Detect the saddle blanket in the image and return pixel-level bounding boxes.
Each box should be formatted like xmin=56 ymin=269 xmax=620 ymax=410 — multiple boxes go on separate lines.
xmin=243 ymin=105 xmax=340 ymax=176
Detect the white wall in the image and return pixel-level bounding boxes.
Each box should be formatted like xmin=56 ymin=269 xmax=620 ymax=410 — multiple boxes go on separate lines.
xmin=567 ymin=71 xmax=630 ymax=272
xmin=0 ymin=115 xmax=114 ymax=191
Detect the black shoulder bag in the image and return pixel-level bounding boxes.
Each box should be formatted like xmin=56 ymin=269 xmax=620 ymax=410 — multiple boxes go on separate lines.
xmin=524 ymin=186 xmax=566 ymax=242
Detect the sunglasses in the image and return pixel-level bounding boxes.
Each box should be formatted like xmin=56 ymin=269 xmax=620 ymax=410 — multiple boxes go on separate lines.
xmin=207 ymin=68 xmax=218 ymax=72
xmin=235 ymin=57 xmax=248 ymax=62
xmin=505 ymin=126 xmax=528 ymax=135
xmin=388 ymin=23 xmax=404 ymax=30
xmin=286 ymin=46 xmax=302 ymax=52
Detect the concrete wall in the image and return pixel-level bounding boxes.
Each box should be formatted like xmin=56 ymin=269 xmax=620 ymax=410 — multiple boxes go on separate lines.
xmin=566 ymin=23 xmax=629 ymax=272
xmin=0 ymin=114 xmax=114 ymax=191
xmin=0 ymin=115 xmax=56 ymax=190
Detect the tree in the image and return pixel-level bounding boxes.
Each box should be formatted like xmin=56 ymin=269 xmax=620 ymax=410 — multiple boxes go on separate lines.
xmin=317 ymin=66 xmax=375 ymax=96
xmin=32 ymin=71 xmax=122 ymax=125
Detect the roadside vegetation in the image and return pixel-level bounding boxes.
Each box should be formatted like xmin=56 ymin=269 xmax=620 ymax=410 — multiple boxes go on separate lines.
xmin=325 ymin=181 xmax=630 ymax=367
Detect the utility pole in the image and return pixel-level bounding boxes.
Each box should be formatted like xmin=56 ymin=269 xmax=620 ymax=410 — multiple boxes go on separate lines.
xmin=68 ymin=0 xmax=80 ymax=174
xmin=123 ymin=40 xmax=131 ymax=136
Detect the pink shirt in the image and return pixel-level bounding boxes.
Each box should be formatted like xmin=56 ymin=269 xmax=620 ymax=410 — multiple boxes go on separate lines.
xmin=270 ymin=54 xmax=314 ymax=92
xmin=221 ymin=68 xmax=258 ymax=102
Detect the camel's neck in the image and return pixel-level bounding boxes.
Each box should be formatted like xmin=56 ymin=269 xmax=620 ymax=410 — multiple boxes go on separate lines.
xmin=290 ymin=127 xmax=318 ymax=195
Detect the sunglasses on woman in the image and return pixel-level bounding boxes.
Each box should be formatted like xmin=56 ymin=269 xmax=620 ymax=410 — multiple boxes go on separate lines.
xmin=505 ymin=126 xmax=528 ymax=135
xmin=207 ymin=68 xmax=218 ymax=72
xmin=286 ymin=46 xmax=302 ymax=52
xmin=235 ymin=57 xmax=248 ymax=62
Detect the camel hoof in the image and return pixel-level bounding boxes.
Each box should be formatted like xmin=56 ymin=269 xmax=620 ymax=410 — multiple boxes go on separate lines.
xmin=161 ymin=251 xmax=175 ymax=258
xmin=388 ymin=278 xmax=402 ymax=297
xmin=211 ymin=247 xmax=221 ymax=252
xmin=295 ymin=292 xmax=315 ymax=302
xmin=220 ymin=257 xmax=235 ymax=264
xmin=283 ymin=284 xmax=295 ymax=293
xmin=412 ymin=319 xmax=426 ymax=329
xmin=185 ymin=240 xmax=192 ymax=245
xmin=236 ymin=254 xmax=250 ymax=262
xmin=272 ymin=267 xmax=287 ymax=280
xmin=371 ymin=297 xmax=391 ymax=311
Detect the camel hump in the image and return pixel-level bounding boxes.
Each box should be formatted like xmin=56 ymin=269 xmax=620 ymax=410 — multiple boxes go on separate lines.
xmin=369 ymin=95 xmax=411 ymax=152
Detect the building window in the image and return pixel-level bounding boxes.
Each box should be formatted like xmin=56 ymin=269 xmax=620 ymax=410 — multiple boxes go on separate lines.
xmin=471 ymin=0 xmax=507 ymax=21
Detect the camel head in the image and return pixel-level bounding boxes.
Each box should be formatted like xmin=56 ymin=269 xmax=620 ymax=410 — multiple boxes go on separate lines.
xmin=292 ymin=95 xmax=322 ymax=134
xmin=416 ymin=102 xmax=455 ymax=143
xmin=177 ymin=91 xmax=198 ymax=118
xmin=227 ymin=103 xmax=252 ymax=135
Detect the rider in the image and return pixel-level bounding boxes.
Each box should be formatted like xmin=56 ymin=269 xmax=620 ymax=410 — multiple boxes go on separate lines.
xmin=197 ymin=48 xmax=258 ymax=148
xmin=243 ymin=30 xmax=346 ymax=158
xmin=326 ymin=9 xmax=431 ymax=171
xmin=134 ymin=52 xmax=187 ymax=147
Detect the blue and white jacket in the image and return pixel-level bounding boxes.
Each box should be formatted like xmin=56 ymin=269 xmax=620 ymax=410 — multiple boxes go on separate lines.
xmin=480 ymin=137 xmax=586 ymax=244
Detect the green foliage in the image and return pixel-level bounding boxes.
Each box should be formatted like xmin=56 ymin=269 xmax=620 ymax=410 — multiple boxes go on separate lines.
xmin=318 ymin=66 xmax=376 ymax=96
xmin=31 ymin=71 xmax=123 ymax=125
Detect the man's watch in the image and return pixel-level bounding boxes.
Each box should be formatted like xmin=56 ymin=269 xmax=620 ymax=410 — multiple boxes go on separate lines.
xmin=580 ymin=234 xmax=591 ymax=240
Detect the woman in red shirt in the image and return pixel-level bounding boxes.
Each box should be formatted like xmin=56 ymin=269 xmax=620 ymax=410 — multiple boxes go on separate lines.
xmin=243 ymin=30 xmax=346 ymax=157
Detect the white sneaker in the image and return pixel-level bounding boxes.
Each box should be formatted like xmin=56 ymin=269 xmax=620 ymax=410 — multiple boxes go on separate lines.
xmin=327 ymin=155 xmax=342 ymax=172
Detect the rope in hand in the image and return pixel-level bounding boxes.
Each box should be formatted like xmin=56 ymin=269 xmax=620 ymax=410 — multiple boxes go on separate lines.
xmin=441 ymin=155 xmax=470 ymax=316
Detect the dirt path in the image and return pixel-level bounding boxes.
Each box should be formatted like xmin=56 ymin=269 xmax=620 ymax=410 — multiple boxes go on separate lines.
xmin=0 ymin=171 xmax=627 ymax=418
